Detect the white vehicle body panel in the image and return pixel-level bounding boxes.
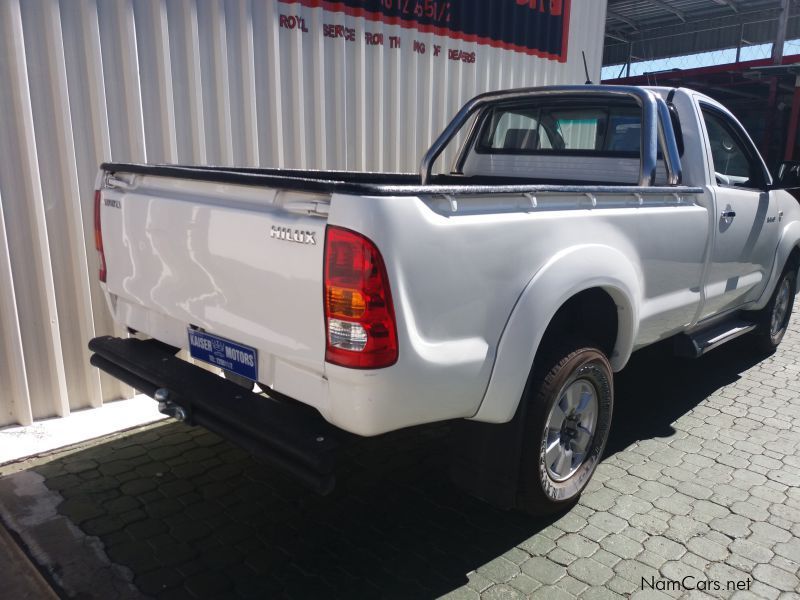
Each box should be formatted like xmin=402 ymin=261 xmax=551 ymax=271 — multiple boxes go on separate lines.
xmin=96 ymin=86 xmax=800 ymax=436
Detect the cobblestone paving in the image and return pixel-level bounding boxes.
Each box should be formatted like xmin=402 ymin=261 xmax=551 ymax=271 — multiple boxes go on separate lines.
xmin=17 ymin=301 xmax=800 ymax=598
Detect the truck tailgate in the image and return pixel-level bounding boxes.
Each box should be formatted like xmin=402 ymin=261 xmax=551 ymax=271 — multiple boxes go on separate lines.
xmin=99 ymin=174 xmax=329 ymax=386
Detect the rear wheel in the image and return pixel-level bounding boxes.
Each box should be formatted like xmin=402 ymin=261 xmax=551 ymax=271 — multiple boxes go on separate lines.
xmin=751 ymin=267 xmax=796 ymax=353
xmin=516 ymin=340 xmax=613 ymax=514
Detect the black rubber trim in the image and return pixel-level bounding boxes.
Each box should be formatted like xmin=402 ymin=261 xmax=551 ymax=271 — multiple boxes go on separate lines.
xmin=88 ymin=336 xmax=352 ymax=494
xmin=665 ymin=88 xmax=685 ymax=157
xmin=101 ymin=162 xmax=703 ymax=197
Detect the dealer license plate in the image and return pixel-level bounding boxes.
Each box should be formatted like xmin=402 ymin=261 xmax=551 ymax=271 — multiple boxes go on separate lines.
xmin=187 ymin=329 xmax=258 ymax=382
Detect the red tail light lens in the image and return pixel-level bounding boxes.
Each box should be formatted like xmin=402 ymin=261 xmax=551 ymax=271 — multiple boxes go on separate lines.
xmin=324 ymin=226 xmax=398 ymax=368
xmin=94 ymin=190 xmax=106 ymax=282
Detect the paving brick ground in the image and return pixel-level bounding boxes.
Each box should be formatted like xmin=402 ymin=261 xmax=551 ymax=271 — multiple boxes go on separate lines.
xmin=2 ymin=300 xmax=799 ymax=599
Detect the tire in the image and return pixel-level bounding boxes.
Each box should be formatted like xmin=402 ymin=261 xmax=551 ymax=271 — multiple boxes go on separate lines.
xmin=516 ymin=340 xmax=614 ymax=515
xmin=751 ymin=266 xmax=797 ymax=354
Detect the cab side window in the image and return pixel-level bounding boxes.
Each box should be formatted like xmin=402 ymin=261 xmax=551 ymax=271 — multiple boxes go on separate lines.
xmin=701 ymin=107 xmax=764 ymax=189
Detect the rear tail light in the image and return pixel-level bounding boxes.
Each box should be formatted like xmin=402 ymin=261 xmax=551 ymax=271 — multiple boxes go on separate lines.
xmin=324 ymin=226 xmax=398 ymax=368
xmin=94 ymin=190 xmax=106 ymax=282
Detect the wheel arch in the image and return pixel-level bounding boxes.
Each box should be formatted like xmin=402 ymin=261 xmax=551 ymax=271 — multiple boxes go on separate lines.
xmin=756 ymin=222 xmax=800 ymax=310
xmin=471 ymin=245 xmax=641 ymax=424
xmin=538 ymin=287 xmax=622 ymax=359
xmin=788 ymin=244 xmax=800 ymax=288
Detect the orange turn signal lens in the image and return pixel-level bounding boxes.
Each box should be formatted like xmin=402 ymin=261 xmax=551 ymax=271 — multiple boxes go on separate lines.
xmin=326 ymin=286 xmax=366 ymax=319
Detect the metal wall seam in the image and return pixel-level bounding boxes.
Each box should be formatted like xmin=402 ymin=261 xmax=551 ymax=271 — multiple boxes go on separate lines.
xmin=61 ymin=0 xmax=130 ymax=403
xmin=198 ymin=0 xmax=234 ymax=166
xmin=288 ymin=6 xmax=309 ymax=169
xmin=134 ymin=0 xmax=178 ymax=164
xmin=369 ymin=19 xmax=384 ymax=173
xmin=0 ymin=0 xmax=70 ymax=421
xmin=353 ymin=16 xmax=367 ymax=172
xmin=22 ymin=0 xmax=103 ymax=411
xmin=166 ymin=0 xmax=206 ymax=164
xmin=309 ymin=5 xmax=328 ymax=170
xmin=257 ymin=0 xmax=285 ymax=168
xmin=329 ymin=10 xmax=347 ymax=170
xmin=227 ymin=0 xmax=259 ymax=167
xmin=98 ymin=0 xmax=147 ymax=162
xmin=0 ymin=192 xmax=33 ymax=426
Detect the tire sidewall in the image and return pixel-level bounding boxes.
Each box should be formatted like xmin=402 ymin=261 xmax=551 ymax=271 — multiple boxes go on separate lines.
xmin=768 ymin=269 xmax=797 ymax=346
xmin=537 ymin=355 xmax=613 ymax=502
xmin=518 ymin=344 xmax=614 ymax=512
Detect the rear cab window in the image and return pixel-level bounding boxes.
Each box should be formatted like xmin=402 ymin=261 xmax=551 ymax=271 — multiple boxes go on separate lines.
xmin=479 ymin=103 xmax=644 ymax=154
xmin=476 ymin=98 xmax=684 ymax=157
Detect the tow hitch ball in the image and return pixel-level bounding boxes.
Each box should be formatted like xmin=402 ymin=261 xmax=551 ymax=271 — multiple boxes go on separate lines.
xmin=154 ymin=388 xmax=187 ymax=422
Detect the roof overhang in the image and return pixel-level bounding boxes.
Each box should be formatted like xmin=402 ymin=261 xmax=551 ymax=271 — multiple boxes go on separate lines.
xmin=604 ymin=0 xmax=800 ymax=67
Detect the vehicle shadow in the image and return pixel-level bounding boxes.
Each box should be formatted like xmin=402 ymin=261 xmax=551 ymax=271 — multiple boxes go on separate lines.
xmin=30 ymin=335 xmax=771 ymax=599
xmin=606 ymin=335 xmax=768 ymax=456
xmin=33 ymin=421 xmax=554 ymax=599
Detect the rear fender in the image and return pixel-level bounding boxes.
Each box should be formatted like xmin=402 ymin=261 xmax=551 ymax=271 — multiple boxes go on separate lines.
xmin=470 ymin=245 xmax=641 ymax=424
xmin=755 ymin=219 xmax=800 ymax=309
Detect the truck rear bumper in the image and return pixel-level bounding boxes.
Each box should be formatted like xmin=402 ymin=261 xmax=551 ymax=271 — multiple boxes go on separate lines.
xmin=88 ymin=336 xmax=352 ymax=494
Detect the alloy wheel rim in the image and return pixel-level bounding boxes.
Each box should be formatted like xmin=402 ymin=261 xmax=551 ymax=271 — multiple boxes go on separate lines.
xmin=543 ymin=377 xmax=599 ymax=482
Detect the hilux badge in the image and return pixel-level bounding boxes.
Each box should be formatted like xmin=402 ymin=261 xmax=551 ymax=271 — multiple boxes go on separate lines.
xmin=270 ymin=226 xmax=316 ymax=245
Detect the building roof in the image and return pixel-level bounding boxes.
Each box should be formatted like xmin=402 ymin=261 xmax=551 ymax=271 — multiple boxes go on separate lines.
xmin=604 ymin=0 xmax=800 ymax=67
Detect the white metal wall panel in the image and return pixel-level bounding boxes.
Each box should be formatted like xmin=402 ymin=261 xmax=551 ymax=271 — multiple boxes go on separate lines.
xmin=0 ymin=0 xmax=606 ymax=426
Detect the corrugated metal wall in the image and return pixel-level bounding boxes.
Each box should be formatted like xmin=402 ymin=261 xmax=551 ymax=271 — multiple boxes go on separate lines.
xmin=0 ymin=0 xmax=606 ymax=427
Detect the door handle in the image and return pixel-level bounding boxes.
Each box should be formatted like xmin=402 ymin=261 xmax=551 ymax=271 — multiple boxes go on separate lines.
xmin=720 ymin=210 xmax=736 ymax=219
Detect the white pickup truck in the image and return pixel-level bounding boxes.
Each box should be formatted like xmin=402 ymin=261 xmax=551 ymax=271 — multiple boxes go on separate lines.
xmin=89 ymin=85 xmax=800 ymax=514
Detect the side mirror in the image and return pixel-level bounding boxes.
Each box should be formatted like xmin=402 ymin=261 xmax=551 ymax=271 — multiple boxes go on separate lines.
xmin=772 ymin=160 xmax=800 ymax=190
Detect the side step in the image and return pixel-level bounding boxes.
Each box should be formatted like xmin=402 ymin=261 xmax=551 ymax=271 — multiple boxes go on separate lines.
xmin=674 ymin=319 xmax=756 ymax=358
